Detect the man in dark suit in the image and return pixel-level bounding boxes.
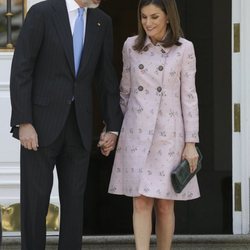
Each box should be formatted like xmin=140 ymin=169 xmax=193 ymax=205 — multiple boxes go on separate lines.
xmin=9 ymin=0 xmax=122 ymax=249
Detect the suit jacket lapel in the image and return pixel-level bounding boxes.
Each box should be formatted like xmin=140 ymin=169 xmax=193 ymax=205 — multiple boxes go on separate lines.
xmin=50 ymin=0 xmax=75 ymax=76
xmin=78 ymin=8 xmax=100 ymax=76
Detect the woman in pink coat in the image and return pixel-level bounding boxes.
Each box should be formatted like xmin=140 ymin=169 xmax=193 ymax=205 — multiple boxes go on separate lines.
xmin=102 ymin=0 xmax=200 ymax=249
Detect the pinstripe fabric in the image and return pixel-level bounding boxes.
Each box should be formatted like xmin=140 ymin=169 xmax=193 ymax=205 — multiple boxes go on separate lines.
xmin=9 ymin=0 xmax=123 ymax=249
xmin=20 ymin=105 xmax=90 ymax=250
xmin=10 ymin=0 xmax=123 ymax=150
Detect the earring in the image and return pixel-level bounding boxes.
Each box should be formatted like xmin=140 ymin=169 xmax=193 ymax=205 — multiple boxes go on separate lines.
xmin=167 ymin=20 xmax=170 ymax=24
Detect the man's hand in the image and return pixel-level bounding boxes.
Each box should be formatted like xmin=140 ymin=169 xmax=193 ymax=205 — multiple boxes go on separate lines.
xmin=19 ymin=123 xmax=39 ymax=151
xmin=97 ymin=132 xmax=117 ymax=157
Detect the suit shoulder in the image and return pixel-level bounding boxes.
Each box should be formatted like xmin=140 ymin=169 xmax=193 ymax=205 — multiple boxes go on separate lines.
xmin=92 ymin=8 xmax=112 ymax=22
xmin=23 ymin=0 xmax=51 ymax=23
xmin=27 ymin=0 xmax=50 ymax=12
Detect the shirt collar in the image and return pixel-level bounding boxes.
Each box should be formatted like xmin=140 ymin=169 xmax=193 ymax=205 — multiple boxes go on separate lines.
xmin=65 ymin=0 xmax=87 ymax=13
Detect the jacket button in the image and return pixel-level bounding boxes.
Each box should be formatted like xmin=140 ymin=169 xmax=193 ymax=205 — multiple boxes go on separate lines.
xmin=161 ymin=49 xmax=166 ymax=53
xmin=158 ymin=65 xmax=164 ymax=71
xmin=157 ymin=87 xmax=162 ymax=92
xmin=138 ymin=86 xmax=144 ymax=91
xmin=143 ymin=46 xmax=149 ymax=52
xmin=67 ymin=99 xmax=72 ymax=104
xmin=139 ymin=64 xmax=144 ymax=69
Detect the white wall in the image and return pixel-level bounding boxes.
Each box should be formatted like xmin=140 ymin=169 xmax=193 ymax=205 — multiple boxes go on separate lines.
xmin=0 ymin=0 xmax=59 ymax=232
xmin=232 ymin=0 xmax=250 ymax=234
xmin=0 ymin=52 xmax=20 ymax=206
xmin=0 ymin=51 xmax=59 ymax=208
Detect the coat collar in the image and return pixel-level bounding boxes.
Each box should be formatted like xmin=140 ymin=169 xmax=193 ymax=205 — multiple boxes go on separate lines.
xmin=50 ymin=0 xmax=75 ymax=76
xmin=142 ymin=36 xmax=172 ymax=54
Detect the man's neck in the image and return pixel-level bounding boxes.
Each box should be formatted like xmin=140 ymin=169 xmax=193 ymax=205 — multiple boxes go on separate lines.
xmin=74 ymin=0 xmax=86 ymax=8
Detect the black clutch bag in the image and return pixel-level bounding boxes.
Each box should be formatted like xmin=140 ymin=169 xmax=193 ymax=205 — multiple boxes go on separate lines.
xmin=171 ymin=147 xmax=202 ymax=193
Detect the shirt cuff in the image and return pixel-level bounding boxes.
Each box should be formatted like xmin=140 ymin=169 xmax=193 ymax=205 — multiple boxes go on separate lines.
xmin=108 ymin=131 xmax=119 ymax=136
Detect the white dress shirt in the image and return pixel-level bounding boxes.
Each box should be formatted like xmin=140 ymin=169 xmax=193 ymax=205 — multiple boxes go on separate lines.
xmin=65 ymin=0 xmax=118 ymax=137
xmin=65 ymin=0 xmax=87 ymax=40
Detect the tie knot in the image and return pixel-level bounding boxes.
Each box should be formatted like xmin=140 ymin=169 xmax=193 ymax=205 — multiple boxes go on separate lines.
xmin=78 ymin=8 xmax=84 ymax=17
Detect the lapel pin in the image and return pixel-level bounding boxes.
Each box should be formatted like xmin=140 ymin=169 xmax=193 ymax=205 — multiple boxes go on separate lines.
xmin=97 ymin=22 xmax=101 ymax=26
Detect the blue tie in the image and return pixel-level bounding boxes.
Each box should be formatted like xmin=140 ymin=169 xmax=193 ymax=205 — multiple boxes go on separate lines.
xmin=73 ymin=8 xmax=84 ymax=76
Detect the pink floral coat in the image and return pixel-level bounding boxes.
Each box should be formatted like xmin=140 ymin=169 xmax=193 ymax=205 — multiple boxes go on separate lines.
xmin=108 ymin=36 xmax=200 ymax=200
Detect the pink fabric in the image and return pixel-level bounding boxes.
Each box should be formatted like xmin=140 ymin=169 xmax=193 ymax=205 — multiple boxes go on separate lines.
xmin=108 ymin=36 xmax=200 ymax=200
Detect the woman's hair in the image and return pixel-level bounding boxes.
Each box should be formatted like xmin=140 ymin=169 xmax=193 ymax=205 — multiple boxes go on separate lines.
xmin=133 ymin=0 xmax=183 ymax=52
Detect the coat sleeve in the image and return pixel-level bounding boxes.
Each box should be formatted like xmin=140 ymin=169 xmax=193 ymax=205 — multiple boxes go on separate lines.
xmin=10 ymin=4 xmax=44 ymax=127
xmin=180 ymin=41 xmax=199 ymax=143
xmin=119 ymin=39 xmax=132 ymax=115
xmin=95 ymin=16 xmax=123 ymax=132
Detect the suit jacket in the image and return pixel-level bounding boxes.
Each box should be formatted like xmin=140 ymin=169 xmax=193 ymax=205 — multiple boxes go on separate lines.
xmin=10 ymin=0 xmax=123 ymax=150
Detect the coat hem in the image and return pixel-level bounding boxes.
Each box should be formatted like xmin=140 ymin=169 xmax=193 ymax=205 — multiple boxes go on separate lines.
xmin=108 ymin=191 xmax=200 ymax=201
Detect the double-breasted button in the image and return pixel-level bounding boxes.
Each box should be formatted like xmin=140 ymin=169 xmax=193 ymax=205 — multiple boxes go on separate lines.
xmin=158 ymin=65 xmax=164 ymax=71
xmin=139 ymin=64 xmax=144 ymax=69
xmin=138 ymin=86 xmax=144 ymax=91
xmin=157 ymin=87 xmax=162 ymax=92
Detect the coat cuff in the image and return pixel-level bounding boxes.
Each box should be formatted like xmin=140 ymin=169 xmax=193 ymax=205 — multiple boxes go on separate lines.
xmin=185 ymin=132 xmax=199 ymax=143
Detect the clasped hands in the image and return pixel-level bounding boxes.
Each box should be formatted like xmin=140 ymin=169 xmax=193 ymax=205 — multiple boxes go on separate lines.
xmin=19 ymin=123 xmax=118 ymax=156
xmin=97 ymin=131 xmax=117 ymax=156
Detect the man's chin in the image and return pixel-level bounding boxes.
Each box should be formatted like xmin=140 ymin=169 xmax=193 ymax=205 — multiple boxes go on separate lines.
xmin=81 ymin=0 xmax=100 ymax=8
xmin=88 ymin=3 xmax=100 ymax=8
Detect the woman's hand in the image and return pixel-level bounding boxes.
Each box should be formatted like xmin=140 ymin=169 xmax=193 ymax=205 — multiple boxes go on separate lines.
xmin=182 ymin=143 xmax=199 ymax=173
xmin=97 ymin=132 xmax=117 ymax=157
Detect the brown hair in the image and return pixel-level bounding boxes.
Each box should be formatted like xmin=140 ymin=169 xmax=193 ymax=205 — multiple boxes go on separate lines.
xmin=133 ymin=0 xmax=183 ymax=52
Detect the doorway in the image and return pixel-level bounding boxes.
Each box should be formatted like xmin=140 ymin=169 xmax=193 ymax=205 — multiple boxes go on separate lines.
xmin=83 ymin=0 xmax=232 ymax=234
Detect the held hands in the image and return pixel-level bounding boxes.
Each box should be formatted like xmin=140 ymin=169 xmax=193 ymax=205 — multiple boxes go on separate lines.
xmin=19 ymin=123 xmax=39 ymax=151
xmin=182 ymin=143 xmax=199 ymax=173
xmin=97 ymin=132 xmax=117 ymax=157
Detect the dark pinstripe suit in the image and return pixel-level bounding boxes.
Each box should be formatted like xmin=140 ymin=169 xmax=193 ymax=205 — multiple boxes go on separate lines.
xmin=9 ymin=0 xmax=122 ymax=249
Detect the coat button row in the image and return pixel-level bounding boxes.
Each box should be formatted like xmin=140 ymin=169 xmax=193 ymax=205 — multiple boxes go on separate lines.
xmin=137 ymin=86 xmax=162 ymax=92
xmin=138 ymin=64 xmax=164 ymax=71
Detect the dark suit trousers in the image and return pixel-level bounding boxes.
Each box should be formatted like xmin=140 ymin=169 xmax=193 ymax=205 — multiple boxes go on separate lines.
xmin=20 ymin=103 xmax=90 ymax=250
